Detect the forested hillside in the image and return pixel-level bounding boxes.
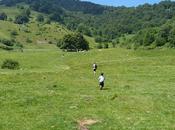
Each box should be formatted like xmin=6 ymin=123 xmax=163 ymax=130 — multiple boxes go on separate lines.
xmin=1 ymin=0 xmax=175 ymax=48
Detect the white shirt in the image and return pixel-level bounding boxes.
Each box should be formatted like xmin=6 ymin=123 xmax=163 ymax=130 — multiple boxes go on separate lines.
xmin=98 ymin=75 xmax=105 ymax=83
xmin=93 ymin=64 xmax=96 ymax=69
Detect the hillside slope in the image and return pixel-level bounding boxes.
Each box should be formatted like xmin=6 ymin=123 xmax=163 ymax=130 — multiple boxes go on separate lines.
xmin=0 ymin=5 xmax=72 ymax=49
xmin=1 ymin=0 xmax=175 ymax=42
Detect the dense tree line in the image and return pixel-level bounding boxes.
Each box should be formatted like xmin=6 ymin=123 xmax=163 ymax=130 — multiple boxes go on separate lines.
xmin=0 ymin=0 xmax=105 ymax=14
xmin=133 ymin=21 xmax=175 ymax=48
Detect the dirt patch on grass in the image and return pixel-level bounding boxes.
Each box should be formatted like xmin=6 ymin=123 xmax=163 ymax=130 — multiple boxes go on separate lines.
xmin=78 ymin=119 xmax=98 ymax=130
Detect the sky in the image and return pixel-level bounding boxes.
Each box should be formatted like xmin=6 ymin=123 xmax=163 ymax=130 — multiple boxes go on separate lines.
xmin=82 ymin=0 xmax=162 ymax=7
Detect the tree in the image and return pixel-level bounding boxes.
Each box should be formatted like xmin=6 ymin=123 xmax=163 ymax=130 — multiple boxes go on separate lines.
xmin=49 ymin=12 xmax=62 ymax=22
xmin=36 ymin=14 xmax=44 ymax=22
xmin=0 ymin=12 xmax=7 ymax=20
xmin=77 ymin=24 xmax=91 ymax=36
xmin=143 ymin=28 xmax=157 ymax=46
xmin=23 ymin=8 xmax=31 ymax=17
xmin=58 ymin=33 xmax=89 ymax=51
xmin=168 ymin=28 xmax=175 ymax=47
xmin=14 ymin=14 xmax=29 ymax=24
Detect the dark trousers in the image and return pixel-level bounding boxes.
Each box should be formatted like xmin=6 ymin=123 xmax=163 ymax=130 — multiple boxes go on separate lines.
xmin=99 ymin=82 xmax=104 ymax=90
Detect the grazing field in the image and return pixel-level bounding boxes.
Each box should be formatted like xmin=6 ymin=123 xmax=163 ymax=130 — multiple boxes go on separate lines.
xmin=0 ymin=48 xmax=175 ymax=130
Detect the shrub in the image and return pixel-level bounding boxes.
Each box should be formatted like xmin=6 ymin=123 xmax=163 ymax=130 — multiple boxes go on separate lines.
xmin=36 ymin=14 xmax=44 ymax=22
xmin=45 ymin=19 xmax=51 ymax=24
xmin=11 ymin=30 xmax=18 ymax=36
xmin=0 ymin=12 xmax=7 ymax=20
xmin=59 ymin=33 xmax=89 ymax=51
xmin=14 ymin=14 xmax=29 ymax=24
xmin=8 ymin=17 xmax=13 ymax=22
xmin=1 ymin=59 xmax=20 ymax=70
xmin=15 ymin=42 xmax=23 ymax=48
xmin=1 ymin=39 xmax=14 ymax=46
xmin=112 ymin=39 xmax=119 ymax=48
xmin=104 ymin=43 xmax=109 ymax=49
xmin=26 ymin=38 xmax=32 ymax=43
xmin=96 ymin=43 xmax=103 ymax=49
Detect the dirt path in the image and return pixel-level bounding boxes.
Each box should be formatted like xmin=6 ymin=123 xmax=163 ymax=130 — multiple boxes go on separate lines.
xmin=78 ymin=119 xmax=98 ymax=130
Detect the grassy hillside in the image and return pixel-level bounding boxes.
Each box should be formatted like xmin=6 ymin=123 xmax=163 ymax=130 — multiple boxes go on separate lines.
xmin=0 ymin=5 xmax=98 ymax=49
xmin=0 ymin=48 xmax=175 ymax=129
xmin=0 ymin=5 xmax=68 ymax=48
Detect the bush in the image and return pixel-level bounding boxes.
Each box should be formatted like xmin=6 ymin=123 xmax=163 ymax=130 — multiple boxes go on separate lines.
xmin=45 ymin=19 xmax=51 ymax=24
xmin=104 ymin=43 xmax=109 ymax=49
xmin=1 ymin=39 xmax=14 ymax=46
xmin=58 ymin=33 xmax=89 ymax=51
xmin=15 ymin=42 xmax=23 ymax=48
xmin=8 ymin=17 xmax=13 ymax=22
xmin=96 ymin=43 xmax=103 ymax=49
xmin=11 ymin=30 xmax=18 ymax=36
xmin=112 ymin=39 xmax=119 ymax=48
xmin=1 ymin=59 xmax=20 ymax=70
xmin=36 ymin=14 xmax=44 ymax=22
xmin=0 ymin=12 xmax=7 ymax=20
xmin=26 ymin=38 xmax=32 ymax=43
xmin=14 ymin=14 xmax=29 ymax=24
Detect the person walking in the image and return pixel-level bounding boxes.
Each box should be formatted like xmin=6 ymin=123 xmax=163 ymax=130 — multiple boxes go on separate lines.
xmin=98 ymin=73 xmax=105 ymax=90
xmin=92 ymin=63 xmax=97 ymax=74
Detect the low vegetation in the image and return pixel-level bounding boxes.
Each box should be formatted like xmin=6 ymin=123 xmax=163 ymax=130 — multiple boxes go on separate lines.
xmin=1 ymin=59 xmax=20 ymax=69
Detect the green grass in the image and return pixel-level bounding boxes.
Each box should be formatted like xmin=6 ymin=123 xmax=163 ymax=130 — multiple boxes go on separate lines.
xmin=0 ymin=48 xmax=175 ymax=130
xmin=0 ymin=6 xmax=20 ymax=19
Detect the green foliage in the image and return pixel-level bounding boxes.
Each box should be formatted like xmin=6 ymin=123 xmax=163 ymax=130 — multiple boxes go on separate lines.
xmin=14 ymin=8 xmax=30 ymax=24
xmin=8 ymin=17 xmax=13 ymax=22
xmin=104 ymin=43 xmax=109 ymax=49
xmin=77 ymin=24 xmax=91 ymax=36
xmin=36 ymin=14 xmax=44 ymax=22
xmin=2 ymin=0 xmax=175 ymax=48
xmin=58 ymin=33 xmax=89 ymax=51
xmin=96 ymin=43 xmax=103 ymax=49
xmin=15 ymin=42 xmax=23 ymax=48
xmin=3 ymin=0 xmax=175 ymax=42
xmin=23 ymin=8 xmax=31 ymax=17
xmin=95 ymin=36 xmax=108 ymax=43
xmin=14 ymin=14 xmax=29 ymax=24
xmin=112 ymin=39 xmax=119 ymax=48
xmin=49 ymin=12 xmax=62 ymax=22
xmin=133 ymin=22 xmax=175 ymax=48
xmin=26 ymin=38 xmax=32 ymax=43
xmin=10 ymin=30 xmax=18 ymax=36
xmin=45 ymin=18 xmax=51 ymax=24
xmin=1 ymin=59 xmax=20 ymax=69
xmin=0 ymin=12 xmax=7 ymax=20
xmin=133 ymin=28 xmax=157 ymax=46
xmin=0 ymin=39 xmax=14 ymax=46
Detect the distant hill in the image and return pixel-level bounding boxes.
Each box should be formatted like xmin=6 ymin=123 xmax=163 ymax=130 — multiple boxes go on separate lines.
xmin=1 ymin=0 xmax=175 ymax=48
xmin=0 ymin=0 xmax=105 ymax=14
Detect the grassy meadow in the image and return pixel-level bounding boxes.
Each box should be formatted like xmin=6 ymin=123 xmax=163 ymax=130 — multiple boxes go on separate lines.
xmin=0 ymin=48 xmax=175 ymax=130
